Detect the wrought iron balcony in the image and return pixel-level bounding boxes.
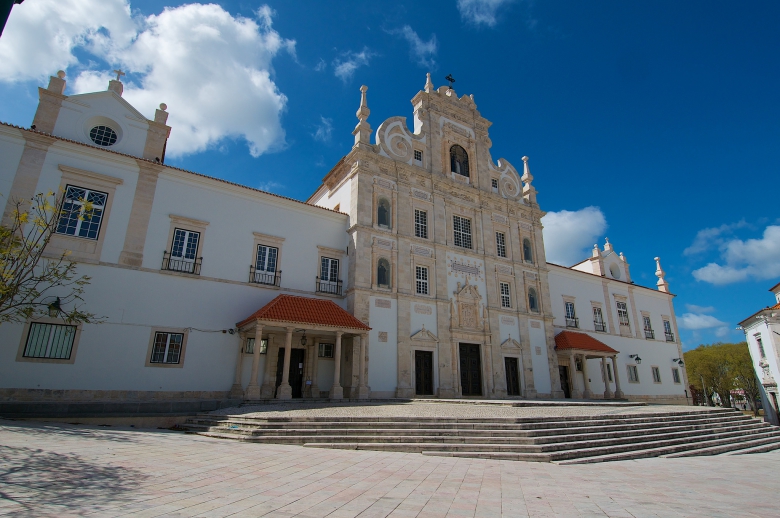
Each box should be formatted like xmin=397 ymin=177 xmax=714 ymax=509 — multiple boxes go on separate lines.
xmin=644 ymin=329 xmax=655 ymax=340
xmin=162 ymin=251 xmax=201 ymax=275
xmin=249 ymin=266 xmax=281 ymax=286
xmin=565 ymin=317 xmax=579 ymax=328
xmin=594 ymin=321 xmax=607 ymax=332
xmin=665 ymin=331 xmax=675 ymax=342
xmin=316 ymin=277 xmax=342 ymax=296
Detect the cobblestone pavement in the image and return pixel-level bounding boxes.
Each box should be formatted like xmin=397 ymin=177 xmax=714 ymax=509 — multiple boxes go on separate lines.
xmin=1 ymin=418 xmax=777 ymax=517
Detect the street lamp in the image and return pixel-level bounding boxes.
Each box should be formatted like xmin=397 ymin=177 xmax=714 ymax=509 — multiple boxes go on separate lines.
xmin=628 ymin=354 xmax=642 ymax=364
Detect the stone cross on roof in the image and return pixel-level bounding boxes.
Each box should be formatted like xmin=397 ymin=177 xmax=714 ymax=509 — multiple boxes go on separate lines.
xmin=113 ymin=69 xmax=125 ymax=81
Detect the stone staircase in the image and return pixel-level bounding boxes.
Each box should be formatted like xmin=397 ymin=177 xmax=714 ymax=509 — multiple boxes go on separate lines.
xmin=183 ymin=407 xmax=780 ymax=464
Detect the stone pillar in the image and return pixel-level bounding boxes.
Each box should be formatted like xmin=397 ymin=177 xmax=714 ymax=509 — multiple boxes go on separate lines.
xmin=357 ymin=334 xmax=370 ymax=399
xmin=244 ymin=323 xmax=263 ymax=400
xmin=118 ymin=162 xmax=162 ymax=266
xmin=259 ymin=336 xmax=276 ymax=398
xmin=229 ymin=335 xmax=245 ymax=399
xmin=602 ymin=356 xmax=613 ymax=399
xmin=581 ymin=354 xmax=592 ymax=399
xmin=612 ymin=356 xmax=624 ymax=399
xmin=306 ymin=337 xmax=319 ymax=398
xmin=276 ymin=327 xmax=294 ymax=399
xmin=330 ymin=331 xmax=344 ymax=399
xmin=1 ymin=133 xmax=56 ymax=227
xmin=569 ymin=351 xmax=582 ymax=399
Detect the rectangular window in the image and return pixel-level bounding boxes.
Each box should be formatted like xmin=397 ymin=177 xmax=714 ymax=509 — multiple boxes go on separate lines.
xmin=56 ymin=185 xmax=108 ymax=240
xmin=320 ymin=257 xmax=339 ymax=281
xmin=491 ymin=178 xmax=499 ymax=192
xmin=318 ymin=343 xmax=334 ymax=358
xmin=616 ymin=302 xmax=630 ymax=327
xmin=150 ymin=332 xmax=184 ymax=364
xmin=23 ymin=322 xmax=77 ymax=359
xmin=643 ymin=316 xmax=654 ymax=339
xmin=416 ymin=266 xmax=429 ymax=295
xmin=565 ymin=301 xmax=578 ymax=327
xmin=500 ymin=282 xmax=511 ymax=308
xmin=672 ymin=368 xmax=681 ymax=384
xmin=627 ymin=365 xmax=639 ymax=383
xmin=245 ymin=338 xmax=267 ymax=354
xmin=171 ymin=228 xmax=200 ymax=261
xmin=593 ymin=307 xmax=606 ymax=332
xmin=663 ymin=320 xmax=674 ymax=341
xmin=414 ymin=209 xmax=428 ymax=239
xmin=756 ymin=335 xmax=766 ymax=358
xmin=652 ymin=366 xmax=662 ymax=383
xmin=414 ymin=149 xmax=422 ymax=162
xmin=255 ymin=245 xmax=278 ymax=272
xmin=495 ymin=232 xmax=507 ymax=258
xmin=453 ymin=215 xmax=472 ymax=249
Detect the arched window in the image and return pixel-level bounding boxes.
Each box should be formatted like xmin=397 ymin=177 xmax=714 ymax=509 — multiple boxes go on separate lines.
xmin=450 ymin=145 xmax=469 ymax=177
xmin=377 ymin=258 xmax=390 ymax=287
xmin=523 ymin=238 xmax=533 ymax=263
xmin=377 ymin=197 xmax=391 ymax=227
xmin=528 ymin=288 xmax=539 ymax=312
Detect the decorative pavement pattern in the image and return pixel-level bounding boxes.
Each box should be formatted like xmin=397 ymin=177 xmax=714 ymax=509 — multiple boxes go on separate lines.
xmin=0 ymin=416 xmax=778 ymax=517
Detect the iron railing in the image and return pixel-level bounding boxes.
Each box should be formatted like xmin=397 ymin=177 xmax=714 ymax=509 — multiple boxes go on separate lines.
xmin=162 ymin=251 xmax=201 ymax=275
xmin=249 ymin=266 xmax=281 ymax=286
xmin=644 ymin=329 xmax=655 ymax=340
xmin=594 ymin=321 xmax=607 ymax=332
xmin=665 ymin=331 xmax=675 ymax=342
xmin=316 ymin=277 xmax=342 ymax=296
xmin=565 ymin=317 xmax=579 ymax=328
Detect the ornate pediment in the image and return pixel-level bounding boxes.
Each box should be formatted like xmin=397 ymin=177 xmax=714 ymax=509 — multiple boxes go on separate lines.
xmin=450 ymin=278 xmax=488 ymax=332
xmin=410 ymin=325 xmax=439 ymax=343
xmin=501 ymin=336 xmax=521 ymax=349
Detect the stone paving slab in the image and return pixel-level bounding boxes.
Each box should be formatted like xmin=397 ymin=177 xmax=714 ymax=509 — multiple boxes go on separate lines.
xmin=0 ymin=418 xmax=777 ymax=517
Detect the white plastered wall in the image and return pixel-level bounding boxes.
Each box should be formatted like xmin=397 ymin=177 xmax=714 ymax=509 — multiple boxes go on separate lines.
xmin=368 ymin=296 xmax=398 ymax=396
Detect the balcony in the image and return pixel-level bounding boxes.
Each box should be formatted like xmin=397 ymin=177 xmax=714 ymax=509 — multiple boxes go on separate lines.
xmin=665 ymin=331 xmax=675 ymax=342
xmin=644 ymin=329 xmax=655 ymax=340
xmin=316 ymin=277 xmax=343 ymax=296
xmin=594 ymin=321 xmax=607 ymax=332
xmin=162 ymin=251 xmax=201 ymax=275
xmin=565 ymin=317 xmax=579 ymax=328
xmin=249 ymin=266 xmax=281 ymax=287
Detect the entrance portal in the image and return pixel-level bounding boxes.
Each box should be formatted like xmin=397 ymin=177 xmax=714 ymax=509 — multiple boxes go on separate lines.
xmin=275 ymin=348 xmax=305 ymax=398
xmin=459 ymin=344 xmax=482 ymax=396
xmin=505 ymin=357 xmax=520 ymax=396
xmin=559 ymin=366 xmax=571 ymax=399
xmin=415 ymin=350 xmax=434 ymax=395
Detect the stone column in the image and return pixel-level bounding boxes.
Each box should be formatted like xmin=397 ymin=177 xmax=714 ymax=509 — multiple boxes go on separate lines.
xmin=601 ymin=356 xmax=613 ymax=399
xmin=330 ymin=331 xmax=344 ymax=399
xmin=244 ymin=323 xmax=264 ymax=399
xmin=569 ymin=350 xmax=582 ymax=398
xmin=581 ymin=354 xmax=592 ymax=399
xmin=229 ymin=334 xmax=245 ymax=399
xmin=357 ymin=333 xmax=370 ymax=399
xmin=259 ymin=335 xmax=276 ymax=398
xmin=276 ymin=327 xmax=294 ymax=399
xmin=612 ymin=356 xmax=624 ymax=398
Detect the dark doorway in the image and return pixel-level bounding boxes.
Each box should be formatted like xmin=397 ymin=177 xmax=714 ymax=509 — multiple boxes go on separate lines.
xmin=459 ymin=344 xmax=482 ymax=396
xmin=505 ymin=357 xmax=520 ymax=396
xmin=559 ymin=366 xmax=571 ymax=399
xmin=275 ymin=348 xmax=305 ymax=398
xmin=415 ymin=350 xmax=434 ymax=395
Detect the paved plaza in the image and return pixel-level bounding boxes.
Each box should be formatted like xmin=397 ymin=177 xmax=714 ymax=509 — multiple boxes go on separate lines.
xmin=1 ymin=411 xmax=778 ymax=518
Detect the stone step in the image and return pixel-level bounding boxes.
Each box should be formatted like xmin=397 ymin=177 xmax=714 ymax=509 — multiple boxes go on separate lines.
xmin=720 ymin=441 xmax=780 ymax=456
xmin=660 ymin=435 xmax=780 ymax=458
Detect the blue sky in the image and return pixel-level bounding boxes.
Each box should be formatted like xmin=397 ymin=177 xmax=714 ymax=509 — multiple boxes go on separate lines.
xmin=2 ymin=0 xmax=779 ymax=349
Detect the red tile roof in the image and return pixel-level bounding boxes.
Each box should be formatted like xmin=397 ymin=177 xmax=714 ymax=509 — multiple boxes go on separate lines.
xmin=237 ymin=294 xmax=370 ymax=331
xmin=554 ymin=331 xmax=619 ymax=354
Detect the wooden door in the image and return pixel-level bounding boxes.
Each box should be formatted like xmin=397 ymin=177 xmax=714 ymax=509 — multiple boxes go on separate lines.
xmin=459 ymin=344 xmax=482 ymax=396
xmin=505 ymin=357 xmax=520 ymax=396
xmin=275 ymin=348 xmax=306 ymax=398
xmin=415 ymin=350 xmax=434 ymax=395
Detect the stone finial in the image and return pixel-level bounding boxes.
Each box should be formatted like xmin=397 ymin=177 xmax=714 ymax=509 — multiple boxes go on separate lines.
xmin=154 ymin=103 xmax=169 ymax=124
xmin=425 ymin=72 xmax=434 ymax=93
xmin=655 ymin=256 xmax=670 ymax=293
xmin=619 ymin=252 xmax=625 ymax=262
xmin=592 ymin=244 xmax=600 ymax=258
xmin=604 ymin=237 xmax=613 ymax=252
xmin=47 ymin=71 xmax=67 ymax=94
xmin=352 ymin=85 xmax=372 ymax=148
xmin=56 ymin=70 xmax=66 ymax=79
xmin=521 ymin=156 xmax=537 ymax=204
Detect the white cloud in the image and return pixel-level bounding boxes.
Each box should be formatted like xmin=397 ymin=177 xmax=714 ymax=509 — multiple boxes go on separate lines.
xmin=312 ymin=116 xmax=333 ymax=142
xmin=692 ymin=225 xmax=780 ymax=285
xmin=685 ymin=304 xmax=716 ymax=313
xmin=393 ymin=26 xmax=437 ymax=68
xmin=333 ymin=47 xmax=374 ymax=83
xmin=541 ymin=207 xmax=607 ymax=266
xmin=683 ymin=220 xmax=747 ymax=256
xmin=257 ymin=180 xmax=283 ymax=193
xmin=314 ymin=58 xmax=327 ymax=72
xmin=457 ymin=0 xmax=513 ymax=27
xmin=678 ymin=313 xmax=728 ymax=330
xmin=1 ymin=1 xmax=294 ymax=158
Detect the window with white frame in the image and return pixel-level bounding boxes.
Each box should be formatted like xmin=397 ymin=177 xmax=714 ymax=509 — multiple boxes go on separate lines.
xmin=171 ymin=228 xmax=200 ymax=263
xmin=627 ymin=364 xmax=639 ymax=383
xmin=255 ymin=245 xmax=278 ymax=273
xmin=500 ymin=282 xmax=511 ymax=308
xmin=593 ymin=306 xmax=606 ymax=331
xmin=652 ymin=366 xmax=662 ymax=383
xmin=672 ymin=368 xmax=681 ymax=384
xmin=453 ymin=215 xmax=472 ymax=249
xmin=319 ymin=343 xmax=334 ymax=358
xmin=565 ymin=301 xmax=577 ymax=327
xmin=643 ymin=315 xmax=654 ymax=339
xmin=756 ymin=334 xmax=766 ymax=358
xmin=616 ymin=301 xmax=630 ymax=327
xmin=414 ymin=209 xmax=428 ymax=239
xmin=663 ymin=319 xmax=675 ymax=341
xmin=245 ymin=338 xmax=267 ymax=354
xmin=56 ymin=185 xmax=107 ymax=240
xmin=416 ymin=266 xmax=429 ymax=295
xmin=495 ymin=232 xmax=507 ymax=258
xmin=150 ymin=332 xmax=184 ymax=364
xmin=321 ymin=257 xmax=339 ymax=282
xmin=23 ymin=322 xmax=77 ymax=359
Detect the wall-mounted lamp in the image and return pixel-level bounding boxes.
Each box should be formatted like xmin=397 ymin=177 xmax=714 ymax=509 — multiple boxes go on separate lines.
xmin=672 ymin=358 xmax=684 ymax=367
xmin=628 ymin=354 xmax=642 ymax=364
xmin=300 ymin=331 xmax=307 ymax=346
xmin=47 ymin=297 xmax=62 ymax=318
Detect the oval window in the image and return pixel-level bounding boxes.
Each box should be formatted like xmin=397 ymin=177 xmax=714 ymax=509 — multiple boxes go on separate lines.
xmin=89 ymin=125 xmax=118 ymax=147
xmin=609 ymin=263 xmax=621 ymax=279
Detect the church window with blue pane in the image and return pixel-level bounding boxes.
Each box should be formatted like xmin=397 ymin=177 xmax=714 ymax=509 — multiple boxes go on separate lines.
xmin=56 ymin=185 xmax=107 ymax=240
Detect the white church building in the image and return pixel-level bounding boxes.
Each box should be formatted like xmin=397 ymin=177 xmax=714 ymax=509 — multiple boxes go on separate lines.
xmin=0 ymin=71 xmax=689 ymax=411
